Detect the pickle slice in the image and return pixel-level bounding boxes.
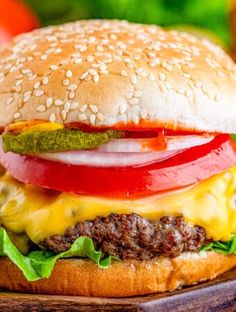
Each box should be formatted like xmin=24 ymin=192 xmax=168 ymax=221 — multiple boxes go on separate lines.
xmin=2 ymin=129 xmax=124 ymax=154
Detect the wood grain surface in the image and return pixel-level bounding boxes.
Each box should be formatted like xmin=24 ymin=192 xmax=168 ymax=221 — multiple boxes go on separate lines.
xmin=0 ymin=268 xmax=236 ymax=312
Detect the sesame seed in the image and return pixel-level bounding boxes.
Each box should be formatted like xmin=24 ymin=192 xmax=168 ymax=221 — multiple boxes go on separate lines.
xmin=129 ymin=98 xmax=139 ymax=105
xmin=148 ymin=52 xmax=156 ymax=58
xmin=110 ymin=34 xmax=117 ymax=40
xmin=55 ymin=48 xmax=62 ymax=54
xmin=61 ymin=110 xmax=67 ymax=121
xmin=63 ymin=79 xmax=70 ymax=86
xmin=49 ymin=113 xmax=56 ymax=122
xmin=134 ymin=55 xmax=141 ymax=60
xmin=120 ymin=70 xmax=128 ymax=77
xmin=14 ymin=112 xmax=21 ymax=119
xmin=55 ymin=99 xmax=63 ymax=106
xmin=87 ymin=55 xmax=94 ymax=62
xmin=93 ymin=74 xmax=99 ymax=83
xmin=96 ymin=45 xmax=104 ymax=52
xmin=130 ymin=74 xmax=138 ymax=85
xmin=40 ymin=55 xmax=47 ymax=60
xmin=46 ymin=98 xmax=53 ymax=108
xmin=103 ymin=58 xmax=113 ymax=64
xmin=80 ymin=104 xmax=88 ymax=112
xmin=64 ymin=102 xmax=71 ymax=112
xmin=23 ymin=94 xmax=31 ymax=103
xmin=79 ymin=113 xmax=87 ymax=121
xmin=88 ymin=69 xmax=97 ymax=75
xmin=34 ymin=81 xmax=41 ymax=89
xmin=124 ymin=57 xmax=131 ymax=64
xmin=90 ymin=104 xmax=98 ymax=113
xmin=88 ymin=36 xmax=96 ymax=43
xmin=36 ymin=105 xmax=46 ymax=112
xmin=69 ymin=92 xmax=75 ymax=99
xmin=15 ymin=80 xmax=23 ymax=86
xmin=136 ymin=68 xmax=147 ymax=77
xmin=35 ymin=90 xmax=44 ymax=97
xmin=29 ymin=74 xmax=37 ymax=81
xmin=22 ymin=69 xmax=31 ymax=75
xmin=67 ymin=84 xmax=77 ymax=91
xmin=42 ymin=77 xmax=49 ymax=85
xmin=50 ymin=65 xmax=58 ymax=71
xmin=74 ymin=58 xmax=82 ymax=64
xmin=100 ymin=69 xmax=108 ymax=75
xmin=80 ymin=71 xmax=89 ymax=80
xmin=66 ymin=70 xmax=73 ymax=78
xmin=90 ymin=114 xmax=96 ymax=124
xmin=6 ymin=97 xmax=14 ymax=105
xmin=80 ymin=46 xmax=87 ymax=52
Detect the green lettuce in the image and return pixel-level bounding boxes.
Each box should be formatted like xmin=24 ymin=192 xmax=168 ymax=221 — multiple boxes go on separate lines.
xmin=202 ymin=236 xmax=236 ymax=254
xmin=0 ymin=227 xmax=116 ymax=282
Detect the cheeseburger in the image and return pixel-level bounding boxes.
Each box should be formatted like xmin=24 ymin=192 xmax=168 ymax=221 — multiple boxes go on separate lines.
xmin=0 ymin=20 xmax=236 ymax=297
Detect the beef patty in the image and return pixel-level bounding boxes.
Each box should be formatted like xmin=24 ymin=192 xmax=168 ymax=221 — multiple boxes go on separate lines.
xmin=40 ymin=213 xmax=208 ymax=260
xmin=41 ymin=214 xmax=207 ymax=260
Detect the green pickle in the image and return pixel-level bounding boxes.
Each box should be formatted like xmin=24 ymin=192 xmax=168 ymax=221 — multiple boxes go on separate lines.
xmin=2 ymin=129 xmax=124 ymax=154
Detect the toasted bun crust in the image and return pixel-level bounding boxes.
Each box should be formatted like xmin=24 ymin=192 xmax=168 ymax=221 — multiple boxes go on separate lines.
xmin=1 ymin=252 xmax=236 ymax=297
xmin=0 ymin=20 xmax=236 ymax=133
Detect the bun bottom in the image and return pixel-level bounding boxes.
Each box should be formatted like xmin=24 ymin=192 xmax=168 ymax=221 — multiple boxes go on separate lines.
xmin=1 ymin=252 xmax=236 ymax=297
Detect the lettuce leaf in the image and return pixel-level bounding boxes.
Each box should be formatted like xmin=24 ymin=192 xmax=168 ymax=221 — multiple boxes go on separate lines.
xmin=0 ymin=227 xmax=116 ymax=282
xmin=201 ymin=236 xmax=236 ymax=254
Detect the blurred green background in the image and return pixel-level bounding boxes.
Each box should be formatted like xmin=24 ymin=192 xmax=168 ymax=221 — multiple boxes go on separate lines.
xmin=25 ymin=0 xmax=231 ymax=47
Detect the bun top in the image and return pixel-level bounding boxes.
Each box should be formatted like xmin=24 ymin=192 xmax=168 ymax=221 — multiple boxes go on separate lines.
xmin=0 ymin=19 xmax=236 ymax=133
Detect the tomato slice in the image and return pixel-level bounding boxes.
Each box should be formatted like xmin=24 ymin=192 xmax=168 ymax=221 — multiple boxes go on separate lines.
xmin=0 ymin=135 xmax=235 ymax=198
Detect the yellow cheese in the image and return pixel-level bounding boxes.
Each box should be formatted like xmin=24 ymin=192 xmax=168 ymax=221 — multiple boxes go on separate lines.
xmin=0 ymin=167 xmax=236 ymax=243
xmin=6 ymin=121 xmax=63 ymax=134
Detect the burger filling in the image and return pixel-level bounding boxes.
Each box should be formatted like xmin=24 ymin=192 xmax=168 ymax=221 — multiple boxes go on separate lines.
xmin=0 ymin=122 xmax=236 ymax=282
xmin=41 ymin=215 xmax=207 ymax=259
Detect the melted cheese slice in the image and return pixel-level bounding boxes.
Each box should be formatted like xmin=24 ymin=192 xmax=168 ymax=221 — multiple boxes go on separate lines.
xmin=0 ymin=167 xmax=236 ymax=243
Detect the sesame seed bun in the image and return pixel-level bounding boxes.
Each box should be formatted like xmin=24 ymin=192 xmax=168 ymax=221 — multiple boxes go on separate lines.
xmin=1 ymin=252 xmax=236 ymax=297
xmin=0 ymin=20 xmax=236 ymax=133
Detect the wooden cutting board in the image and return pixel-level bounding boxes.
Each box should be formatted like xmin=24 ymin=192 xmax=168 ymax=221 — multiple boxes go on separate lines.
xmin=0 ymin=268 xmax=236 ymax=311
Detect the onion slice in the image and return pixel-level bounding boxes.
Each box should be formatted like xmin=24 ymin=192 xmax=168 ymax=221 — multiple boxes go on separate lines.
xmin=97 ymin=135 xmax=214 ymax=152
xmin=36 ymin=135 xmax=214 ymax=167
xmin=37 ymin=150 xmax=183 ymax=167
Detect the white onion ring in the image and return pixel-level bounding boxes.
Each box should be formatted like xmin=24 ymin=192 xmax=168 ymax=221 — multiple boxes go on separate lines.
xmin=37 ymin=150 xmax=183 ymax=167
xmin=97 ymin=135 xmax=214 ymax=152
xmin=36 ymin=135 xmax=214 ymax=168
